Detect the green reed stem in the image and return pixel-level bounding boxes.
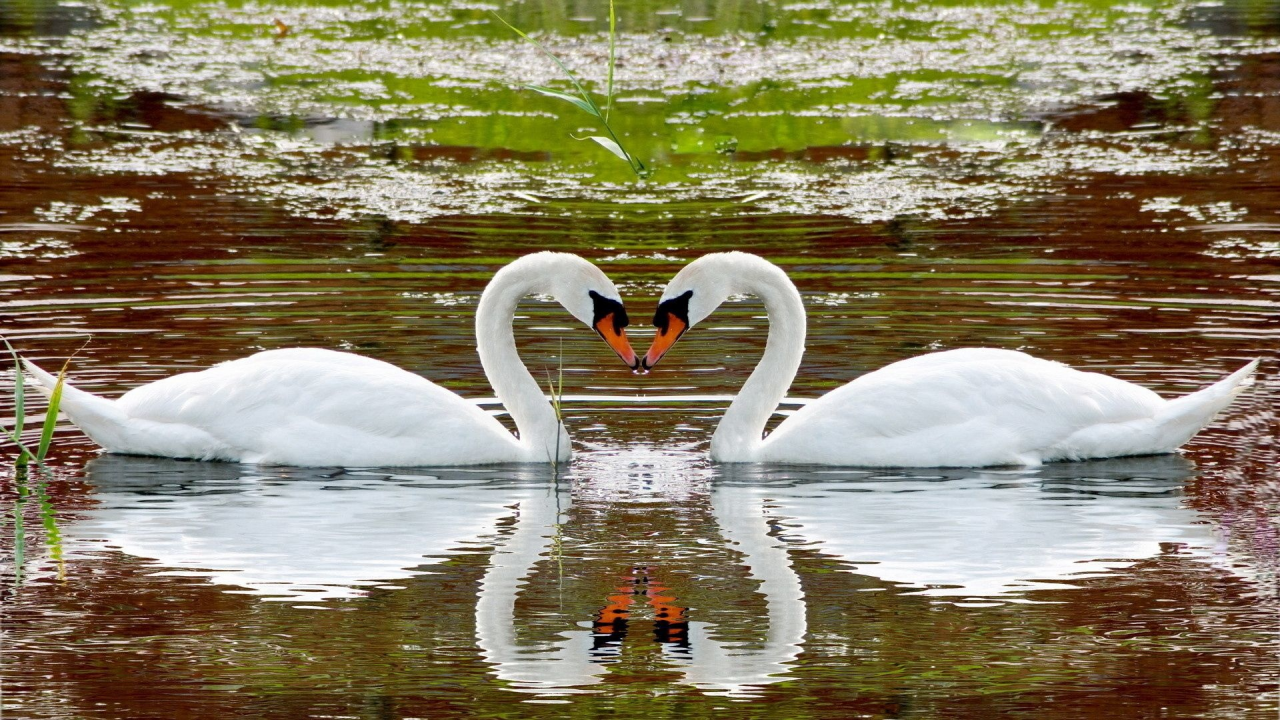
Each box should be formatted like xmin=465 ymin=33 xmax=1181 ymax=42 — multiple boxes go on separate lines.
xmin=544 ymin=340 xmax=565 ymax=471
xmin=3 ymin=339 xmax=77 ymax=466
xmin=492 ymin=8 xmax=646 ymax=176
xmin=36 ymin=358 xmax=71 ymax=463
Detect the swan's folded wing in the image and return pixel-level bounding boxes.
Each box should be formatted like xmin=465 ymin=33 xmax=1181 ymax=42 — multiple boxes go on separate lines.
xmin=761 ymin=349 xmax=1164 ymax=466
xmin=115 ymin=349 xmax=513 ymax=465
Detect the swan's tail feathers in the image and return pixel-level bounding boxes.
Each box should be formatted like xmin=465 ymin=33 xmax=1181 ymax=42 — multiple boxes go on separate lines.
xmin=21 ymin=358 xmax=59 ymax=396
xmin=1153 ymin=359 xmax=1260 ymax=451
xmin=22 ymin=359 xmax=131 ymax=451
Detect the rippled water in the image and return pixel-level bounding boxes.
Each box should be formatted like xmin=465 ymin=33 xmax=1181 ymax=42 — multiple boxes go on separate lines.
xmin=2 ymin=0 xmax=1279 ymax=717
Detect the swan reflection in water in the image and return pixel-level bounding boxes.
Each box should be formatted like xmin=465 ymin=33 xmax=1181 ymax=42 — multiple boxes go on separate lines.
xmin=70 ymin=456 xmax=555 ymax=600
xmin=718 ymin=454 xmax=1220 ymax=599
xmin=473 ymin=454 xmax=807 ymax=696
xmin=71 ymin=453 xmax=1227 ymax=696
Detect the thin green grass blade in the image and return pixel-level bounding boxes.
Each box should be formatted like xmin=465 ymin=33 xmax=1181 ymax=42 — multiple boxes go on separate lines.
xmin=491 ymin=12 xmax=603 ymax=117
xmin=543 ymin=368 xmax=560 ymax=469
xmin=2 ymin=410 xmax=40 ymax=459
xmin=545 ymin=370 xmax=561 ymax=423
xmin=606 ymin=0 xmax=616 ymax=122
xmin=543 ymin=340 xmax=567 ymax=469
xmin=13 ymin=359 xmax=23 ymax=439
xmin=35 ymin=359 xmax=69 ymax=462
xmin=582 ymin=135 xmax=629 ymax=162
xmin=555 ymin=338 xmax=564 ymax=421
xmin=525 ymin=85 xmax=599 ymax=117
xmin=5 ymin=432 xmax=38 ymax=458
xmin=5 ymin=338 xmax=24 ymax=438
xmin=492 ymin=10 xmax=644 ymax=176
xmin=572 ymin=129 xmax=642 ymax=172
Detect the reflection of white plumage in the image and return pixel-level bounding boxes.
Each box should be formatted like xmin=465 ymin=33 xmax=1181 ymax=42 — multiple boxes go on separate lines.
xmin=720 ymin=456 xmax=1220 ymax=598
xmin=62 ymin=454 xmax=1246 ymax=699
xmin=474 ymin=483 xmax=609 ymax=694
xmin=24 ymin=252 xmax=637 ymax=466
xmin=643 ymin=252 xmax=1259 ymax=467
xmin=676 ymin=483 xmax=806 ymax=696
xmin=473 ymin=460 xmax=807 ymax=697
xmin=70 ymin=456 xmax=552 ymax=600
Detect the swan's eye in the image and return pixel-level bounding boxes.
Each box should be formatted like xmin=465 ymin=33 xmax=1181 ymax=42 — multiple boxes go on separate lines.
xmin=653 ymin=290 xmax=693 ymax=332
xmin=589 ymin=290 xmax=629 ymax=334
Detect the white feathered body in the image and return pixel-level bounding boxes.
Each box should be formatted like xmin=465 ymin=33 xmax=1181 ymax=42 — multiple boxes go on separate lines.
xmin=747 ymin=348 xmax=1257 ymax=467
xmin=25 ymin=348 xmax=562 ymax=466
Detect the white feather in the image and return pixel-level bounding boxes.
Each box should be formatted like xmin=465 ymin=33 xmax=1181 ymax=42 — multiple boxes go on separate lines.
xmin=656 ymin=253 xmax=1259 ymax=467
xmin=23 ymin=253 xmax=626 ymax=466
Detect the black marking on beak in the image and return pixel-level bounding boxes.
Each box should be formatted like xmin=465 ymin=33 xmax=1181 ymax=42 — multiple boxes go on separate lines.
xmin=652 ymin=290 xmax=692 ymax=335
xmin=590 ymin=290 xmax=630 ymax=334
xmin=644 ymin=290 xmax=694 ymax=370
xmin=590 ymin=290 xmax=639 ymax=370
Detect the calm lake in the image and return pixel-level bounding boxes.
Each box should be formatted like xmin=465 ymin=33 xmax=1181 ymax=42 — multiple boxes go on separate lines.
xmin=1 ymin=0 xmax=1278 ymax=716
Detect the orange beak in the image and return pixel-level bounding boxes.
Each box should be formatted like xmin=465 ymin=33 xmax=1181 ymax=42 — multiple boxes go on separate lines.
xmin=642 ymin=315 xmax=686 ymax=370
xmin=595 ymin=314 xmax=639 ymax=370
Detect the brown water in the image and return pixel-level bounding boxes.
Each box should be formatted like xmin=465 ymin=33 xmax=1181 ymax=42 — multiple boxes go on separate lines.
xmin=2 ymin=0 xmax=1279 ymax=717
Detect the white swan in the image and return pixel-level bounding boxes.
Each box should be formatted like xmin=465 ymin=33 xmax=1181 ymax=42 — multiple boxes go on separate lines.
xmin=23 ymin=252 xmax=638 ymax=466
xmin=641 ymin=252 xmax=1259 ymax=467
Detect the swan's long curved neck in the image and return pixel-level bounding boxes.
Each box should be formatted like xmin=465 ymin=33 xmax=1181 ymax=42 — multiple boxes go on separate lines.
xmin=476 ymin=272 xmax=565 ymax=460
xmin=713 ymin=263 xmax=807 ymax=461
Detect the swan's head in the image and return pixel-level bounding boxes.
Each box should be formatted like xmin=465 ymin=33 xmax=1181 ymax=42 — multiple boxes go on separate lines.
xmin=643 ymin=253 xmax=750 ymax=370
xmin=533 ymin=253 xmax=639 ymax=370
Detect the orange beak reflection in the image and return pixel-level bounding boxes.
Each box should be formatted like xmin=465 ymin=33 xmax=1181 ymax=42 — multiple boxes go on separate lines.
xmin=642 ymin=316 xmax=687 ymax=370
xmin=595 ymin=314 xmax=640 ymax=370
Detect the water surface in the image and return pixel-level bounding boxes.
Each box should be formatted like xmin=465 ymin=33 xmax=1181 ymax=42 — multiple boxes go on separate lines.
xmin=2 ymin=0 xmax=1278 ymax=716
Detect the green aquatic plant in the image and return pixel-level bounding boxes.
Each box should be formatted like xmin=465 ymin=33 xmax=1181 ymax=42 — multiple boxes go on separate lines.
xmin=2 ymin=339 xmax=72 ymax=466
xmin=493 ymin=0 xmax=648 ymax=177
xmin=4 ymin=338 xmax=38 ymax=467
xmin=35 ymin=359 xmax=70 ymax=463
xmin=3 ymin=339 xmax=73 ymax=587
xmin=544 ymin=339 xmax=566 ymax=472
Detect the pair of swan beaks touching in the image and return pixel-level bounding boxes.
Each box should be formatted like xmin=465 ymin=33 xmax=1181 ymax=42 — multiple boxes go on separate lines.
xmin=24 ymin=252 xmax=1259 ymax=468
